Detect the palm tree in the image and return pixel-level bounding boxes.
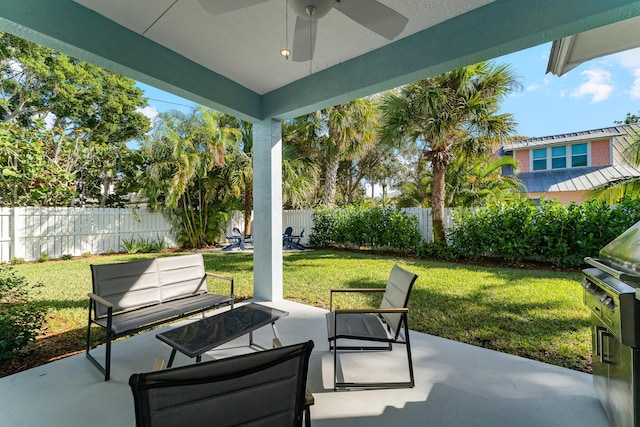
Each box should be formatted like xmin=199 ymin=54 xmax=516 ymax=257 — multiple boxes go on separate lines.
xmin=140 ymin=107 xmax=240 ymax=247
xmin=589 ymin=126 xmax=640 ymax=203
xmin=381 ymin=62 xmax=519 ymax=243
xmin=288 ymin=98 xmax=380 ymax=207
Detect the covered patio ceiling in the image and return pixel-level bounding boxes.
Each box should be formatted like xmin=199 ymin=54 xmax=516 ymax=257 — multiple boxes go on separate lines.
xmin=2 ymin=1 xmax=640 ymax=123
xmin=2 ymin=0 xmax=640 ymax=301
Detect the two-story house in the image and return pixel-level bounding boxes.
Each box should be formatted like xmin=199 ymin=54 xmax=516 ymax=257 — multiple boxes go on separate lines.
xmin=502 ymin=124 xmax=640 ymax=204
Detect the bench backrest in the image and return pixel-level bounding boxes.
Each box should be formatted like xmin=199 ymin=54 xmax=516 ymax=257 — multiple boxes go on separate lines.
xmin=91 ymin=254 xmax=207 ymax=318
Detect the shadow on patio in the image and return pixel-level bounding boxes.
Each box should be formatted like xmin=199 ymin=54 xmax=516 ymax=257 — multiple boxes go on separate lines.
xmin=0 ymin=300 xmax=609 ymax=427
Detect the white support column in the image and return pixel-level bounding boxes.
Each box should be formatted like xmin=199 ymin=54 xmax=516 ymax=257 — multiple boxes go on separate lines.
xmin=252 ymin=119 xmax=283 ymax=301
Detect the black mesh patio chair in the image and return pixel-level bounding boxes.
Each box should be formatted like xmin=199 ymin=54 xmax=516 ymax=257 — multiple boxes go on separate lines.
xmin=326 ymin=264 xmax=418 ymax=390
xmin=130 ymin=340 xmax=314 ymax=427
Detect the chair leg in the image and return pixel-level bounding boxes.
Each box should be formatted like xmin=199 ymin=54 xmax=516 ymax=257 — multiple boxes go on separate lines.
xmin=404 ymin=319 xmax=415 ymax=388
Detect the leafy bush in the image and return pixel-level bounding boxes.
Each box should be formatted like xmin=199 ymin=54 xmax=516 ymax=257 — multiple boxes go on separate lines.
xmin=38 ymin=252 xmax=49 ymax=263
xmin=449 ymin=197 xmax=640 ymax=267
xmin=121 ymin=236 xmax=168 ymax=254
xmin=309 ymin=206 xmax=421 ymax=252
xmin=60 ymin=254 xmax=73 ymax=260
xmin=0 ymin=267 xmax=46 ymax=360
xmin=416 ymin=241 xmax=459 ymax=261
xmin=81 ymin=252 xmax=92 ymax=258
xmin=10 ymin=258 xmax=25 ymax=265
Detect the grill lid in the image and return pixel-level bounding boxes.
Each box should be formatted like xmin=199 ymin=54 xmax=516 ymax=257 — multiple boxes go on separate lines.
xmin=597 ymin=220 xmax=640 ymax=280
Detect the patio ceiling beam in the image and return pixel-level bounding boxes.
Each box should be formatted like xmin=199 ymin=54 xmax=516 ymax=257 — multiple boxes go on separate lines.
xmin=0 ymin=0 xmax=263 ymax=123
xmin=263 ymin=0 xmax=640 ymax=120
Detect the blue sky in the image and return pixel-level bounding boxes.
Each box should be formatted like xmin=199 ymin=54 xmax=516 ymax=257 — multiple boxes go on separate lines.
xmin=138 ymin=42 xmax=640 ymax=139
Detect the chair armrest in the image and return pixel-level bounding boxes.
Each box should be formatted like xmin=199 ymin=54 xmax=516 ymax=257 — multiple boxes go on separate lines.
xmin=88 ymin=292 xmax=113 ymax=308
xmin=205 ymin=272 xmax=235 ymax=306
xmin=329 ymin=288 xmax=384 ymax=311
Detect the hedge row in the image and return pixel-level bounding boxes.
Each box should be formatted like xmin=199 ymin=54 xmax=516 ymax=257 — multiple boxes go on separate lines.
xmin=448 ymin=197 xmax=640 ymax=267
xmin=309 ymin=206 xmax=421 ymax=252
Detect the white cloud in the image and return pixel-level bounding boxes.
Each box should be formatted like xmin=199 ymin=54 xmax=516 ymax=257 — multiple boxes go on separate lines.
xmin=601 ymin=47 xmax=640 ymax=99
xmin=570 ymin=69 xmax=614 ymax=103
xmin=137 ymin=105 xmax=159 ymax=122
xmin=525 ymin=76 xmax=552 ymax=92
xmin=630 ymin=68 xmax=640 ymax=99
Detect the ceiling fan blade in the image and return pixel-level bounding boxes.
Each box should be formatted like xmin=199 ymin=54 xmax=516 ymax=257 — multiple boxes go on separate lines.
xmin=198 ymin=0 xmax=269 ymax=15
xmin=335 ymin=0 xmax=408 ymax=40
xmin=292 ymin=16 xmax=317 ymax=62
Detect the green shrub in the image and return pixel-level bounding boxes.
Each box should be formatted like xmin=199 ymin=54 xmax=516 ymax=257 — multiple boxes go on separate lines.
xmin=81 ymin=252 xmax=92 ymax=258
xmin=309 ymin=206 xmax=421 ymax=252
xmin=449 ymin=197 xmax=640 ymax=267
xmin=38 ymin=252 xmax=49 ymax=263
xmin=0 ymin=267 xmax=46 ymax=360
xmin=60 ymin=254 xmax=73 ymax=260
xmin=10 ymin=258 xmax=25 ymax=265
xmin=416 ymin=241 xmax=459 ymax=261
xmin=121 ymin=236 xmax=168 ymax=254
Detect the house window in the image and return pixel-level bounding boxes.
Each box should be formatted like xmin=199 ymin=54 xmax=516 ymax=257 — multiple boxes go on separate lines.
xmin=530 ymin=143 xmax=590 ymax=171
xmin=572 ymin=143 xmax=588 ymax=167
xmin=532 ymin=148 xmax=547 ymax=171
xmin=551 ymin=146 xmax=566 ymax=169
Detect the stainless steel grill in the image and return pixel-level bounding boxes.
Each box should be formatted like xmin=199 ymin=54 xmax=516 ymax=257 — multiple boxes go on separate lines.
xmin=583 ymin=221 xmax=640 ymax=427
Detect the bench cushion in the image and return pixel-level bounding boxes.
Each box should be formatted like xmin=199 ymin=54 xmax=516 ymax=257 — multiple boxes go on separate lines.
xmin=163 ymin=293 xmax=233 ymax=315
xmin=156 ymin=254 xmax=208 ymax=301
xmin=91 ymin=259 xmax=161 ymax=318
xmin=95 ymin=304 xmax=183 ymax=335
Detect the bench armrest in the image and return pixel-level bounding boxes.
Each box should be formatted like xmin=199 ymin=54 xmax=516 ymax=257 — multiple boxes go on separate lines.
xmin=88 ymin=292 xmax=113 ymax=308
xmin=333 ymin=307 xmax=408 ymax=314
xmin=205 ymin=272 xmax=235 ymax=305
xmin=329 ymin=288 xmax=384 ymax=311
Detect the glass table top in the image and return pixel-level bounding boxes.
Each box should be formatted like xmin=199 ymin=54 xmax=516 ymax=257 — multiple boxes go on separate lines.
xmin=156 ymin=303 xmax=288 ymax=358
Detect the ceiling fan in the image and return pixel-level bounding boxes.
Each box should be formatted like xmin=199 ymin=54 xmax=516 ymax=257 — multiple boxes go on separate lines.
xmin=198 ymin=0 xmax=409 ymax=62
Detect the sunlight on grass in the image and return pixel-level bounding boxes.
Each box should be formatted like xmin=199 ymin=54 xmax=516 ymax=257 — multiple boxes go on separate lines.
xmin=10 ymin=250 xmax=591 ymax=372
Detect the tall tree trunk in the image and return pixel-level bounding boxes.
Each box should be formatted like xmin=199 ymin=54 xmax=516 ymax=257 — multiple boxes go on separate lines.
xmin=431 ymin=159 xmax=447 ymax=244
xmin=324 ymin=152 xmax=339 ymax=208
xmin=243 ymin=176 xmax=253 ymax=235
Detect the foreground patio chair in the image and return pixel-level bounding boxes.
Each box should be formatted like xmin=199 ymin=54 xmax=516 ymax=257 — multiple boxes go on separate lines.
xmin=326 ymin=264 xmax=418 ymax=390
xmin=130 ymin=340 xmax=314 ymax=427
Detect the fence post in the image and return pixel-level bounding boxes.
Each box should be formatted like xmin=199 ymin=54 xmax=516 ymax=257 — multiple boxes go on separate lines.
xmin=11 ymin=207 xmax=26 ymax=261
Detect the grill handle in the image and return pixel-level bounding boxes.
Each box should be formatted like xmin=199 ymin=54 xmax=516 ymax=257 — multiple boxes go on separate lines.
xmin=584 ymin=257 xmax=640 ymax=283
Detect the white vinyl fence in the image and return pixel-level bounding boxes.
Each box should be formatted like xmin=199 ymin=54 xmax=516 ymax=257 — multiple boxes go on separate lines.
xmin=0 ymin=206 xmax=455 ymax=263
xmin=0 ymin=207 xmax=176 ymax=262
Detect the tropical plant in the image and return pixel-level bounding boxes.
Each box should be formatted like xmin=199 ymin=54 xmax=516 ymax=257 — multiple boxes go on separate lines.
xmin=381 ymin=62 xmax=519 ymax=242
xmin=140 ymin=108 xmax=240 ymax=248
xmin=287 ymin=98 xmax=380 ymax=207
xmin=0 ymin=267 xmax=46 ymax=361
xmin=589 ymin=126 xmax=640 ymax=203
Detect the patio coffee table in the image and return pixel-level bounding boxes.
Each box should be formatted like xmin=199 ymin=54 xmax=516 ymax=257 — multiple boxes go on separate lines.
xmin=156 ymin=303 xmax=288 ymax=368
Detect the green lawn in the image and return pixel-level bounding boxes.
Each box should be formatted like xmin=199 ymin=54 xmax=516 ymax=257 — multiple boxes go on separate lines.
xmin=12 ymin=250 xmax=590 ymax=373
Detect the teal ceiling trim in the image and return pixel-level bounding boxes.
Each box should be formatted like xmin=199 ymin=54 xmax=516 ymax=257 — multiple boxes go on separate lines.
xmin=0 ymin=0 xmax=263 ymax=122
xmin=263 ymin=0 xmax=640 ymax=120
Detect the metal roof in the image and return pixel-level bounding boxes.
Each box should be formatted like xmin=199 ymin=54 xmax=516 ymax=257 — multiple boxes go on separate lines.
xmin=517 ymin=165 xmax=640 ymax=193
xmin=503 ymin=125 xmax=638 ymax=150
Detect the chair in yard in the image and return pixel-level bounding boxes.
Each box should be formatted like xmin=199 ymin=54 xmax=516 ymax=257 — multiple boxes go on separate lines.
xmin=130 ymin=340 xmax=315 ymax=427
xmin=326 ymin=264 xmax=418 ymax=390
xmin=222 ymin=227 xmax=253 ymax=251
xmin=283 ymin=227 xmax=306 ymax=250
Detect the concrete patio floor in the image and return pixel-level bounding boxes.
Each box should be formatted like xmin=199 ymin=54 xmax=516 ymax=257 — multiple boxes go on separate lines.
xmin=0 ymin=300 xmax=610 ymax=427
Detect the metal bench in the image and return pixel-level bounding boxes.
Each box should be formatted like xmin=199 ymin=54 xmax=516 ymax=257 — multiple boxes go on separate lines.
xmin=86 ymin=253 xmax=234 ymax=381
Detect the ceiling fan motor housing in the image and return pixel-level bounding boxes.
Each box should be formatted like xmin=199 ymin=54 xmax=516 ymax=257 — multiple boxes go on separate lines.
xmin=289 ymin=0 xmax=335 ymax=20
